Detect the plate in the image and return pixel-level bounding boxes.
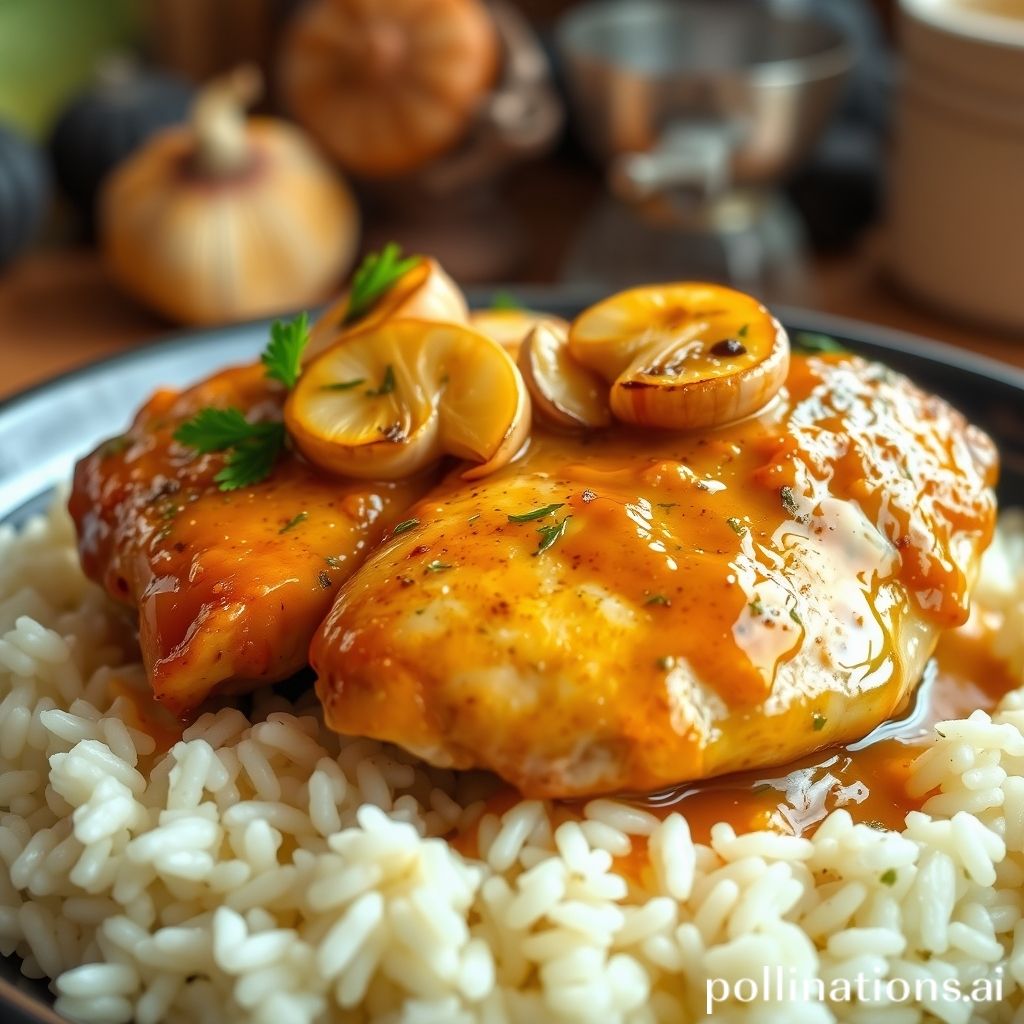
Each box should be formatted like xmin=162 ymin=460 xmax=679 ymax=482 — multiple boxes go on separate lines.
xmin=0 ymin=292 xmax=1022 ymax=1022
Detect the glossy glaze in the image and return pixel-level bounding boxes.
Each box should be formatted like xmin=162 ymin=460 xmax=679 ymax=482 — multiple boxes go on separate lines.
xmin=313 ymin=353 xmax=998 ymax=796
xmin=70 ymin=363 xmax=433 ymax=714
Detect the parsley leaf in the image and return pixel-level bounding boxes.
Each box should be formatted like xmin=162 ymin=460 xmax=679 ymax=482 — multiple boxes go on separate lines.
xmin=174 ymin=409 xmax=286 ymax=491
xmin=792 ymin=331 xmax=846 ymax=355
xmin=321 ymin=378 xmax=366 ymax=392
xmin=535 ymin=515 xmax=572 ymax=555
xmin=345 ymin=244 xmax=421 ymax=325
xmin=726 ymin=516 xmax=747 ymax=536
xmin=879 ymin=868 xmax=897 ymax=886
xmin=508 ymin=503 xmax=564 ymax=523
xmin=425 ymin=560 xmax=454 ymax=573
xmin=261 ymin=313 xmax=310 ymax=389
xmin=812 ymin=711 xmax=827 ymax=731
xmin=491 ymin=290 xmax=522 ymax=311
xmin=393 ymin=518 xmax=419 ymax=535
xmin=365 ymin=365 xmax=396 ymax=397
xmin=279 ymin=511 xmax=308 ymax=534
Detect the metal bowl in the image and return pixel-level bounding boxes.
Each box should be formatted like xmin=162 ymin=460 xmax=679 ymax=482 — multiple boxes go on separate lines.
xmin=557 ymin=0 xmax=854 ymax=187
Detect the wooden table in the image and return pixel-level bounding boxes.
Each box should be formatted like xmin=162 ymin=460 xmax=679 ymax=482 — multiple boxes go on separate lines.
xmin=0 ymin=239 xmax=1021 ymax=404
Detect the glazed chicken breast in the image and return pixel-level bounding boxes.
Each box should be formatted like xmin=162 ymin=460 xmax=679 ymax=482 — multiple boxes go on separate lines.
xmin=70 ymin=364 xmax=431 ymax=715
xmin=312 ymin=354 xmax=998 ymax=797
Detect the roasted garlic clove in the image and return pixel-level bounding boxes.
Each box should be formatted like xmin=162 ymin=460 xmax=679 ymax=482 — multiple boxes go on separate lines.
xmin=569 ymin=282 xmax=790 ymax=431
xmin=287 ymin=319 xmax=530 ymax=480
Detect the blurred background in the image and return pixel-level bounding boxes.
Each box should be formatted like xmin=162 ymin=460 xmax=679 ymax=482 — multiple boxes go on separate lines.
xmin=0 ymin=0 xmax=1021 ymax=397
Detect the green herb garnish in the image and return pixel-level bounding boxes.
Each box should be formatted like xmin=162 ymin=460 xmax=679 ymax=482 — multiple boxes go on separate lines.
xmin=425 ymin=560 xmax=454 ymax=573
xmin=738 ymin=324 xmax=749 ymax=338
xmin=879 ymin=868 xmax=897 ymax=886
xmin=812 ymin=711 xmax=827 ymax=731
xmin=490 ymin=290 xmax=522 ymax=311
xmin=325 ymin=555 xmax=344 ymax=568
xmin=173 ymin=408 xmax=287 ymax=492
xmin=727 ymin=516 xmax=747 ymax=536
xmin=792 ymin=332 xmax=846 ymax=355
xmin=97 ymin=434 xmax=132 ymax=460
xmin=509 ymin=503 xmax=564 ymax=523
xmin=365 ymin=365 xmax=396 ymax=397
xmin=279 ymin=511 xmax=308 ymax=534
xmin=789 ymin=607 xmax=802 ymax=626
xmin=261 ymin=313 xmax=310 ymax=390
xmin=645 ymin=594 xmax=671 ymax=606
xmin=345 ymin=244 xmax=421 ymax=325
xmin=393 ymin=518 xmax=419 ymax=536
xmin=749 ymin=596 xmax=764 ymax=616
xmin=780 ymin=486 xmax=801 ymax=519
xmin=535 ymin=515 xmax=571 ymax=555
xmin=321 ymin=378 xmax=366 ymax=392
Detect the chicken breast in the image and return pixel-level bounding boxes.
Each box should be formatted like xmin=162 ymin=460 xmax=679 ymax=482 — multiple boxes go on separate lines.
xmin=70 ymin=364 xmax=430 ymax=715
xmin=312 ymin=354 xmax=999 ymax=797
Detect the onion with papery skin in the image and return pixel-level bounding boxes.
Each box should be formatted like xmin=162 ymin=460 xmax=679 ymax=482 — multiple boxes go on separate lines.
xmin=100 ymin=67 xmax=359 ymax=326
xmin=307 ymin=257 xmax=468 ymax=360
xmin=518 ymin=321 xmax=611 ymax=430
xmin=278 ymin=0 xmax=500 ymax=179
xmin=286 ymin=319 xmax=531 ymax=481
xmin=568 ymin=283 xmax=790 ymax=431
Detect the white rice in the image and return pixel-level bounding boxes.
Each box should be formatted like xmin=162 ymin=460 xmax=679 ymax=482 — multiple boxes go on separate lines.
xmin=0 ymin=499 xmax=1022 ymax=1023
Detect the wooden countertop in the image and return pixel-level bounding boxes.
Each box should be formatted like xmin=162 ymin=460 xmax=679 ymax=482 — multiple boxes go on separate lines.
xmin=0 ymin=240 xmax=1020 ymax=404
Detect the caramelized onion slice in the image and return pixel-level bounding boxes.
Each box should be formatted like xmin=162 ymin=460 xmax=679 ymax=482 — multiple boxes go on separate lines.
xmin=518 ymin=321 xmax=611 ymax=430
xmin=469 ymin=309 xmax=569 ymax=359
xmin=286 ymin=319 xmax=530 ymax=480
xmin=569 ymin=282 xmax=790 ymax=430
xmin=307 ymin=257 xmax=468 ymax=359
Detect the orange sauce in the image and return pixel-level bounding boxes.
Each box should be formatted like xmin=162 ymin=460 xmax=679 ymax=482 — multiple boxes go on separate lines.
xmin=453 ymin=615 xmax=1018 ymax=857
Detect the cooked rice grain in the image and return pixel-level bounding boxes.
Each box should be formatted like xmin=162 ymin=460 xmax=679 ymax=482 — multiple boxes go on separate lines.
xmin=0 ymin=501 xmax=1021 ymax=1023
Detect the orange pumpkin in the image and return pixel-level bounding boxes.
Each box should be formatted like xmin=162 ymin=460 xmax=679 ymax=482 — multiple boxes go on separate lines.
xmin=100 ymin=67 xmax=359 ymax=326
xmin=278 ymin=0 xmax=500 ymax=179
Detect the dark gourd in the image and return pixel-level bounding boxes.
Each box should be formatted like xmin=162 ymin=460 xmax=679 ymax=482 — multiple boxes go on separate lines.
xmin=0 ymin=122 xmax=49 ymax=271
xmin=49 ymin=60 xmax=193 ymax=228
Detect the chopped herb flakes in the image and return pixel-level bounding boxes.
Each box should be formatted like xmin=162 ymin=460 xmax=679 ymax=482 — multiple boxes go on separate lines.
xmin=425 ymin=560 xmax=454 ymax=573
xmin=749 ymin=596 xmax=764 ymax=616
xmin=509 ymin=503 xmax=564 ymax=523
xmin=726 ymin=516 xmax=747 ymax=536
xmin=321 ymin=378 xmax=366 ymax=392
xmin=365 ymin=365 xmax=396 ymax=397
xmin=317 ymin=570 xmax=332 ymax=589
xmin=392 ymin=518 xmax=419 ymax=536
xmin=738 ymin=323 xmax=749 ymax=338
xmin=645 ymin=594 xmax=671 ymax=606
xmin=812 ymin=711 xmax=827 ymax=731
xmin=879 ymin=868 xmax=897 ymax=886
xmin=780 ymin=486 xmax=801 ymax=519
xmin=325 ymin=555 xmax=345 ymax=568
xmin=535 ymin=516 xmax=571 ymax=555
xmin=279 ymin=512 xmax=308 ymax=534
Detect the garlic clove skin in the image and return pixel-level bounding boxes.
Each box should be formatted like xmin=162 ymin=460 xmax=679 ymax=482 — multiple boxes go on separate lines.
xmin=518 ymin=321 xmax=611 ymax=430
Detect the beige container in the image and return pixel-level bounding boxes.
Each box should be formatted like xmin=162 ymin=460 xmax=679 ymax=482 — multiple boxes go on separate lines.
xmin=889 ymin=0 xmax=1024 ymax=333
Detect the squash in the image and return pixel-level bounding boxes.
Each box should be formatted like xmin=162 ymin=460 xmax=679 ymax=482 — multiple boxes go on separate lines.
xmin=99 ymin=66 xmax=360 ymax=326
xmin=0 ymin=121 xmax=49 ymax=271
xmin=278 ymin=0 xmax=500 ymax=178
xmin=49 ymin=59 xmax=193 ymax=230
